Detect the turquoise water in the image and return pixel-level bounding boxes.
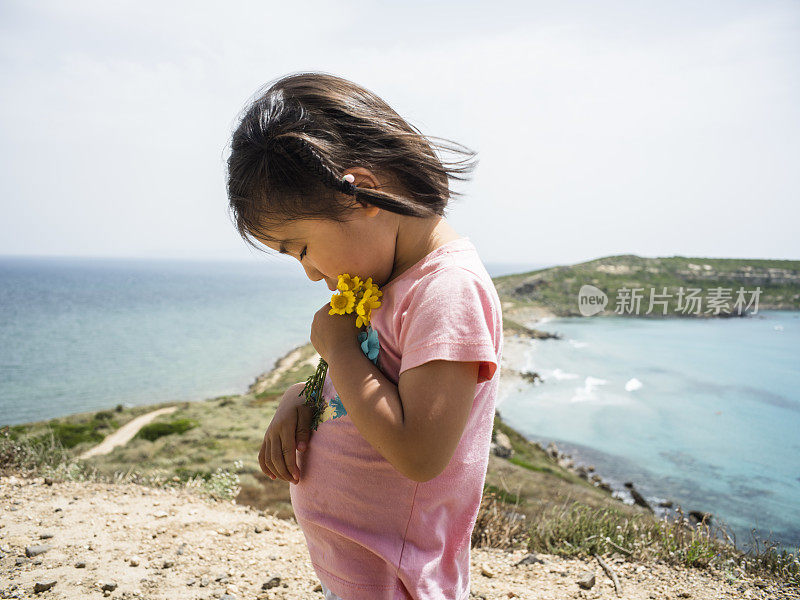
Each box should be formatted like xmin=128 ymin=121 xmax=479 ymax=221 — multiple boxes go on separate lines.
xmin=499 ymin=310 xmax=800 ymax=553
xmin=0 ymin=256 xmax=327 ymax=425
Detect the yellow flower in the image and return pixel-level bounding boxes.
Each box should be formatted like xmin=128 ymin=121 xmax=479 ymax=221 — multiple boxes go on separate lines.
xmin=362 ymin=278 xmax=383 ymax=301
xmin=337 ymin=274 xmax=363 ymax=294
xmin=355 ymin=288 xmax=382 ymax=327
xmin=329 ymin=289 xmax=356 ymax=315
xmin=327 ymin=273 xmax=383 ymax=326
xmin=363 ymin=287 xmax=383 ymax=311
xmin=319 ymin=403 xmax=336 ymax=422
xmin=355 ymin=305 xmax=372 ymax=328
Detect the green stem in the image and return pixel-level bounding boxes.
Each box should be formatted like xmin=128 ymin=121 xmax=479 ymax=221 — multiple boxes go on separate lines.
xmin=301 ymin=358 xmax=329 ymax=431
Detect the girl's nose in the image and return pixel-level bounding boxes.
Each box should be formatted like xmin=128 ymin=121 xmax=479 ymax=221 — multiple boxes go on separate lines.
xmin=302 ymin=263 xmax=330 ymax=288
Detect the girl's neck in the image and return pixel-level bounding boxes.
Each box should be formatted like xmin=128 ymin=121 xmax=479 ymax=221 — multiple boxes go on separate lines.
xmin=385 ymin=216 xmax=462 ymax=286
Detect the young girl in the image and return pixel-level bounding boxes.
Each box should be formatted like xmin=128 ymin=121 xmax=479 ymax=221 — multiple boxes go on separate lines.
xmin=228 ymin=72 xmax=503 ymax=600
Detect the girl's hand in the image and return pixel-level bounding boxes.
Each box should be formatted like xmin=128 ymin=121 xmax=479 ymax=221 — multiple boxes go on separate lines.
xmin=258 ymin=382 xmax=313 ymax=484
xmin=310 ymin=302 xmax=360 ymax=364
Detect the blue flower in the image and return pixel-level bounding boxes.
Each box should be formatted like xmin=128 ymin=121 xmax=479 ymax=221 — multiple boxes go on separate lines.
xmin=329 ymin=394 xmax=348 ymax=418
xmin=358 ymin=325 xmax=381 ymax=365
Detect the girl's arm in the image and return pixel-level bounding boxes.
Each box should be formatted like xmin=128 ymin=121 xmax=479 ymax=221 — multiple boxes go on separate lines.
xmin=325 ymin=344 xmax=413 ymax=477
xmin=326 ymin=345 xmax=478 ymax=482
xmin=396 ymin=359 xmax=479 ymax=481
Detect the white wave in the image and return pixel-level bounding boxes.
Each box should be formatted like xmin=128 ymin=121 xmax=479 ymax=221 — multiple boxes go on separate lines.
xmin=625 ymin=378 xmax=643 ymax=392
xmin=549 ymin=368 xmax=579 ymax=380
xmin=570 ymin=375 xmax=609 ymax=402
xmin=569 ymin=339 xmax=589 ymax=348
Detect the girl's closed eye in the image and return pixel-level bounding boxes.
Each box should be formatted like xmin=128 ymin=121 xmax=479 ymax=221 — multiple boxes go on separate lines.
xmin=299 ymin=246 xmax=307 ymax=261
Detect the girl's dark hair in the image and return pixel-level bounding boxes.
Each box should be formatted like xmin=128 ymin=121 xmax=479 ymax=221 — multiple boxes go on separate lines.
xmin=225 ymin=71 xmax=479 ymax=254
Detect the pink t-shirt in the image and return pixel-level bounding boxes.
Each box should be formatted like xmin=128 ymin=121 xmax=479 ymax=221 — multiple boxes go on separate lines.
xmin=290 ymin=236 xmax=504 ymax=600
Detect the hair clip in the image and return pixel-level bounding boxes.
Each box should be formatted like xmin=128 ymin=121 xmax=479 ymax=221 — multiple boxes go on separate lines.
xmin=341 ymin=173 xmax=357 ymax=195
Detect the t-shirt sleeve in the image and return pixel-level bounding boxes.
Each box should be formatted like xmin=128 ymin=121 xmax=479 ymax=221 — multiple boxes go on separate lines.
xmin=398 ymin=266 xmax=500 ymax=384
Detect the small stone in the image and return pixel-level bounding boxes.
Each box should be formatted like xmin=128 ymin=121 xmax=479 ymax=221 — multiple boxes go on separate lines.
xmin=44 ymin=477 xmax=54 ymax=485
xmin=154 ymin=510 xmax=168 ymax=518
xmin=262 ymin=576 xmax=281 ymax=589
xmin=34 ymin=580 xmax=57 ymax=593
xmin=101 ymin=581 xmax=118 ymax=591
xmin=75 ymin=561 xmax=86 ymax=568
xmin=39 ymin=532 xmax=55 ymax=539
xmin=577 ymin=572 xmax=595 ymax=589
xmin=129 ymin=556 xmax=140 ymax=566
xmin=163 ymin=560 xmax=174 ymax=568
xmin=199 ymin=576 xmax=210 ymax=587
xmin=15 ymin=557 xmax=27 ymax=566
xmin=513 ymin=553 xmax=544 ymax=566
xmin=480 ymin=564 xmax=495 ymax=578
xmin=25 ymin=544 xmax=50 ymax=557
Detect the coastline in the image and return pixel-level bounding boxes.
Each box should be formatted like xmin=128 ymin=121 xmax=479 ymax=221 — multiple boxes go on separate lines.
xmin=496 ymin=311 xmax=682 ymax=522
xmin=2 ymin=305 xmax=777 ymax=554
xmin=3 ymin=314 xmax=795 ymax=596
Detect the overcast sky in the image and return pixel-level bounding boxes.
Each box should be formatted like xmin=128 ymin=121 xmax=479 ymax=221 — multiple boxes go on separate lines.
xmin=1 ymin=0 xmax=798 ymax=268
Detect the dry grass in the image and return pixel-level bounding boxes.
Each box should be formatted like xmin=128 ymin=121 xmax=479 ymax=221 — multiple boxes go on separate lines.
xmin=471 ymin=481 xmax=800 ymax=588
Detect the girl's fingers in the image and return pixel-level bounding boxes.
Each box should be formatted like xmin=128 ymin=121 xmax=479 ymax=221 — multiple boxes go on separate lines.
xmin=295 ymin=405 xmax=311 ymax=452
xmin=284 ymin=430 xmax=301 ymax=483
xmin=269 ymin=433 xmax=297 ymax=484
xmin=258 ymin=435 xmax=268 ymax=475
xmin=262 ymin=436 xmax=276 ymax=480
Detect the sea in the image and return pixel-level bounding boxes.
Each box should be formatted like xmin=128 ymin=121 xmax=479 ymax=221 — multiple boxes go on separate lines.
xmin=1 ymin=255 xmax=798 ymax=553
xmin=500 ymin=309 xmax=800 ymax=555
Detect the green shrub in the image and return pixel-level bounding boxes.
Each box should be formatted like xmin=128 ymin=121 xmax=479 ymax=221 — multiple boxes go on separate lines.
xmin=136 ymin=418 xmax=198 ymax=442
xmin=45 ymin=421 xmax=106 ymax=449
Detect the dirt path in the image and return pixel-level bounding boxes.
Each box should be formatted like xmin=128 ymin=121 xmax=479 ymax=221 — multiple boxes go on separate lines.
xmin=2 ymin=475 xmax=782 ymax=600
xmin=78 ymin=406 xmax=179 ymax=460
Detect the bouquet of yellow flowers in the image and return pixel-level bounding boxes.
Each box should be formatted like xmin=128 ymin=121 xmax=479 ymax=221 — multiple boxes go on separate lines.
xmin=301 ymin=273 xmax=383 ymax=431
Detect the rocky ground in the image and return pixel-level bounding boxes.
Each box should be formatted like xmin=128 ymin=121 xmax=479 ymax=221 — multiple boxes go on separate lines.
xmin=3 ymin=475 xmax=790 ymax=600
